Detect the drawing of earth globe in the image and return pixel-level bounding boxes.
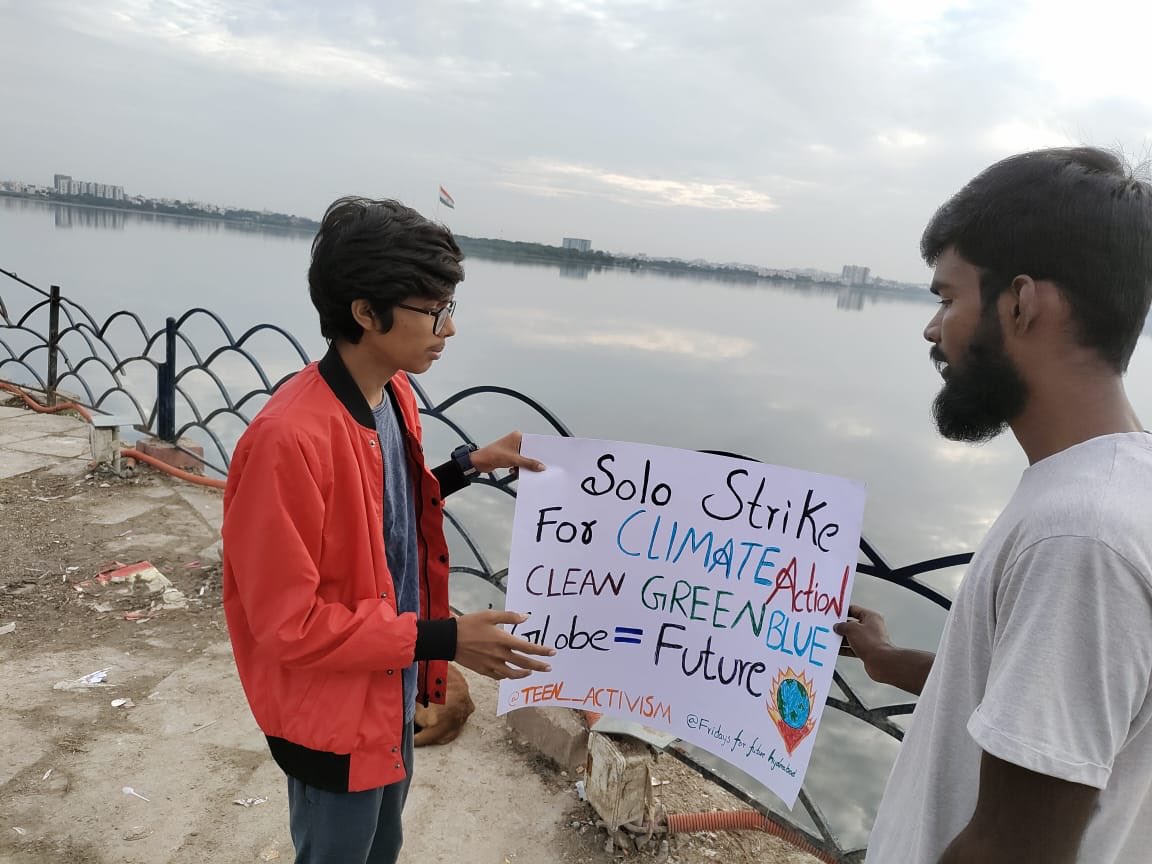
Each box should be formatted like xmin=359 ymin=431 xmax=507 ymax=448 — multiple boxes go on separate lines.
xmin=777 ymin=678 xmax=811 ymax=729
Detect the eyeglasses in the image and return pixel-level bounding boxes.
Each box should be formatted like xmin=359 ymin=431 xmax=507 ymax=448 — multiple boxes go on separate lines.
xmin=395 ymin=300 xmax=456 ymax=335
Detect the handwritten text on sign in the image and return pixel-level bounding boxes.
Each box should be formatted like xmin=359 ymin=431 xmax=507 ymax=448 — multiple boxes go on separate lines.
xmin=496 ymin=435 xmax=867 ymax=808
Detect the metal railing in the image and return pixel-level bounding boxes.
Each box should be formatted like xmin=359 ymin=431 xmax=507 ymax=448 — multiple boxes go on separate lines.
xmin=1 ymin=266 xmax=968 ymax=861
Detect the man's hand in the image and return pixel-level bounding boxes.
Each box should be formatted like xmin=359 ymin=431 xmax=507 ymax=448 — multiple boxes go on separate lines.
xmin=834 ymin=604 xmax=893 ymax=669
xmin=471 ymin=431 xmax=545 ymax=476
xmin=834 ymin=604 xmax=934 ymax=695
xmin=454 ymin=610 xmax=556 ymax=680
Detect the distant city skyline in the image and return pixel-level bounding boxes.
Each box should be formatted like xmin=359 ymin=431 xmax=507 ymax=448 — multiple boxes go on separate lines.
xmin=3 ymin=173 xmax=913 ymax=287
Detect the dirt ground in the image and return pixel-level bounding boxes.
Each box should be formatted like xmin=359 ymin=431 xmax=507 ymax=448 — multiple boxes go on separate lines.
xmin=0 ymin=403 xmax=821 ymax=864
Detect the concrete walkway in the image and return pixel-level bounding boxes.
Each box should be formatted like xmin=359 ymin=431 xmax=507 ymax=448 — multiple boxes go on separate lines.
xmin=0 ymin=404 xmax=591 ymax=864
xmin=0 ymin=405 xmax=95 ymax=479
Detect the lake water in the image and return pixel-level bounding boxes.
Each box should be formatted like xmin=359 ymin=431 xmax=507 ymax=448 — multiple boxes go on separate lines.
xmin=4 ymin=197 xmax=1150 ymax=851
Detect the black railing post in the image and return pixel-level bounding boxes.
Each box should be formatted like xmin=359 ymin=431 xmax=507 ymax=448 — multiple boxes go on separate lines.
xmin=46 ymin=285 xmax=61 ymax=406
xmin=157 ymin=316 xmax=177 ymax=441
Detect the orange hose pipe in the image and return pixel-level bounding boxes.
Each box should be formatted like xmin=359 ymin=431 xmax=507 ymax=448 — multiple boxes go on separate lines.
xmin=120 ymin=448 xmax=226 ymax=490
xmin=0 ymin=381 xmax=92 ymax=421
xmin=665 ymin=810 xmax=837 ymax=863
xmin=2 ymin=381 xmax=225 ymax=489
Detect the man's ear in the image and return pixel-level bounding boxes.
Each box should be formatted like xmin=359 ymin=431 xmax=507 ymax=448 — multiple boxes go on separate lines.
xmin=350 ymin=299 xmax=376 ymax=331
xmin=1009 ymin=275 xmax=1040 ymax=334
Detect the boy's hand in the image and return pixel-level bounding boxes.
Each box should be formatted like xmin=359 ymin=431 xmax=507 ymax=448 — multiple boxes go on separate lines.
xmin=471 ymin=431 xmax=545 ymax=475
xmin=454 ymin=610 xmax=555 ymax=680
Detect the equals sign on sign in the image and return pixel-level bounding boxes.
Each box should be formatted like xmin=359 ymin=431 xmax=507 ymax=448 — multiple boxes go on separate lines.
xmin=614 ymin=627 xmax=644 ymax=645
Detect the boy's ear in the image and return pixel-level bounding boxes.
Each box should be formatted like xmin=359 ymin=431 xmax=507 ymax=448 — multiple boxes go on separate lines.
xmin=350 ymin=300 xmax=376 ymax=330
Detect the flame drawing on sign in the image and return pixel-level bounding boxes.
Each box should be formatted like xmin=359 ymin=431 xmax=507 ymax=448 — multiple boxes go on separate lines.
xmin=766 ymin=667 xmax=817 ymax=755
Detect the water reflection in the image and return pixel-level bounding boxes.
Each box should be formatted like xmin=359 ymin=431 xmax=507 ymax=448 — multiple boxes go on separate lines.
xmin=1 ymin=196 xmax=312 ymax=240
xmin=53 ymin=204 xmax=127 ymax=231
xmin=558 ymin=262 xmax=591 ymax=280
xmin=3 ymin=197 xmax=1152 ymax=855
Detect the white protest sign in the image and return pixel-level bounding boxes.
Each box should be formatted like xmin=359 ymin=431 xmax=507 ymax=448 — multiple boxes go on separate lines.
xmin=497 ymin=435 xmax=866 ymax=808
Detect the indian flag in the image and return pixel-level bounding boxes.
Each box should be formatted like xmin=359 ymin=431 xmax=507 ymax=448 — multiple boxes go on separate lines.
xmin=438 ymin=185 xmax=455 ymax=209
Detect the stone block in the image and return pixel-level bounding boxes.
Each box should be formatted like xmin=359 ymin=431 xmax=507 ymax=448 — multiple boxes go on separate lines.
xmin=585 ymin=731 xmax=655 ymax=830
xmin=505 ymin=705 xmax=588 ymax=772
xmin=134 ymin=438 xmax=206 ymax=474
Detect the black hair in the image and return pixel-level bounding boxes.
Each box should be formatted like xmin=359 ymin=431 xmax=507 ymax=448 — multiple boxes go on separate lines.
xmin=921 ymin=147 xmax=1152 ymax=372
xmin=308 ymin=197 xmax=463 ymax=343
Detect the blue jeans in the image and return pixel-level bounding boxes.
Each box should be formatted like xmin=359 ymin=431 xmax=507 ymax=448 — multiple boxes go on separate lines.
xmin=286 ymin=721 xmax=415 ymax=864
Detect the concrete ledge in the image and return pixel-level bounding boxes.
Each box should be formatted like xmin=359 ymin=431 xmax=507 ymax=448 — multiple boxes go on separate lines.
xmin=506 ymin=706 xmax=589 ymax=772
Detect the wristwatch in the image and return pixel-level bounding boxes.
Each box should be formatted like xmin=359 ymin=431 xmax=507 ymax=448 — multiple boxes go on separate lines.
xmin=452 ymin=443 xmax=479 ymax=479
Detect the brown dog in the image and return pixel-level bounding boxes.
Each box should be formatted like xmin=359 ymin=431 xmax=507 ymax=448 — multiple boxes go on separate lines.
xmin=413 ymin=663 xmax=475 ymax=746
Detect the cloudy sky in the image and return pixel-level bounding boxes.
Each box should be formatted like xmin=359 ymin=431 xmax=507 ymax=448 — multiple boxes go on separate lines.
xmin=1 ymin=0 xmax=1150 ymax=281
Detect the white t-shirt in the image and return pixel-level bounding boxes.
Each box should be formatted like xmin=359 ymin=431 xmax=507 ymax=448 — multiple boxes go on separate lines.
xmin=866 ymin=432 xmax=1152 ymax=863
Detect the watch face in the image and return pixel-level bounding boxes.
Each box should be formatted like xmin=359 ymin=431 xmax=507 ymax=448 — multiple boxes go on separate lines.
xmin=454 ymin=445 xmax=477 ymax=475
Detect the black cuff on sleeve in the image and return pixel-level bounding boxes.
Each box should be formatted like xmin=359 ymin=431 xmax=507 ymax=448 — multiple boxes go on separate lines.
xmin=415 ymin=617 xmax=458 ymax=661
xmin=432 ymin=459 xmax=470 ymax=498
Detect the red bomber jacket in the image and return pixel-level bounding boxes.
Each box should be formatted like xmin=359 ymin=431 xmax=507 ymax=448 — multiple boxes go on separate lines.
xmin=222 ymin=346 xmax=467 ymax=792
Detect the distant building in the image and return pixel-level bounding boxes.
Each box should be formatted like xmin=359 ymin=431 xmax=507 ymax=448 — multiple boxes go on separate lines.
xmin=562 ymin=237 xmax=591 ymax=252
xmin=841 ymin=264 xmax=871 ymax=286
xmin=52 ymin=173 xmax=125 ymax=201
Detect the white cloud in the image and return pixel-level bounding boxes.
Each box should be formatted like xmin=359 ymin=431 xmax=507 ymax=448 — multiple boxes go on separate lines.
xmin=62 ymin=0 xmax=511 ymax=90
xmin=828 ymin=418 xmax=876 ymax=440
xmin=1010 ymin=0 xmax=1152 ymax=108
xmin=981 ymin=121 xmax=1075 ymax=154
xmin=931 ymin=440 xmax=1018 ymax=467
xmin=507 ymin=318 xmax=757 ymax=361
xmin=876 ymin=130 xmax=929 ymax=150
xmin=500 ymin=161 xmax=778 ymax=211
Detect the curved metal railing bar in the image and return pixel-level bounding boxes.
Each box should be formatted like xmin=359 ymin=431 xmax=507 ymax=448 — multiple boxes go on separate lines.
xmin=0 ymin=357 xmax=47 ymax=390
xmin=0 ymin=272 xmax=319 ymax=468
xmin=0 ymin=266 xmax=51 ymax=298
xmin=441 ymin=508 xmax=500 ymax=584
xmin=172 ymin=417 xmax=232 ymax=477
xmin=16 ymin=299 xmax=53 ymax=329
xmin=412 ymin=380 xmax=575 ymax=439
xmin=174 ymin=363 xmax=247 ymax=416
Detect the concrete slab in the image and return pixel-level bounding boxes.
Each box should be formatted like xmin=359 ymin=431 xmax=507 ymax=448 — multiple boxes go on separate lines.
xmin=0 ymin=428 xmax=51 ymax=446
xmin=0 ymin=718 xmax=50 ymax=787
xmin=134 ymin=649 xmax=267 ymax=753
xmin=0 ymin=450 xmax=58 ymax=479
xmin=0 ymin=412 xmax=85 ymax=435
xmin=172 ymin=486 xmax=224 ymax=532
xmin=106 ymin=533 xmax=183 ymax=553
xmin=9 ymin=435 xmax=91 ymax=458
xmin=0 ymin=405 xmax=31 ymax=420
xmin=402 ymin=667 xmax=581 ymax=864
xmin=198 ymin=539 xmax=223 ymax=563
xmin=42 ymin=459 xmax=91 ymax=478
xmin=85 ymin=497 xmax=162 ymax=525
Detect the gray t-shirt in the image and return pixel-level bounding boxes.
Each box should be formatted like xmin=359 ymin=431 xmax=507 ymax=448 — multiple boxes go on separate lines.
xmin=867 ymin=432 xmax=1152 ymax=863
xmin=372 ymin=393 xmax=420 ymax=725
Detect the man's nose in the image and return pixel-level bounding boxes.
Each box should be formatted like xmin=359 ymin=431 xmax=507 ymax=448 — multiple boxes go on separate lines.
xmin=923 ymin=308 xmax=942 ymax=344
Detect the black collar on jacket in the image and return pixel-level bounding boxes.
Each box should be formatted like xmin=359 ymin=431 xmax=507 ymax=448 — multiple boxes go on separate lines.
xmin=318 ymin=344 xmax=376 ymax=431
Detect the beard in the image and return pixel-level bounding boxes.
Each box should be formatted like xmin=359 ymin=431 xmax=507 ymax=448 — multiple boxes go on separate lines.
xmin=931 ymin=313 xmax=1028 ymax=443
